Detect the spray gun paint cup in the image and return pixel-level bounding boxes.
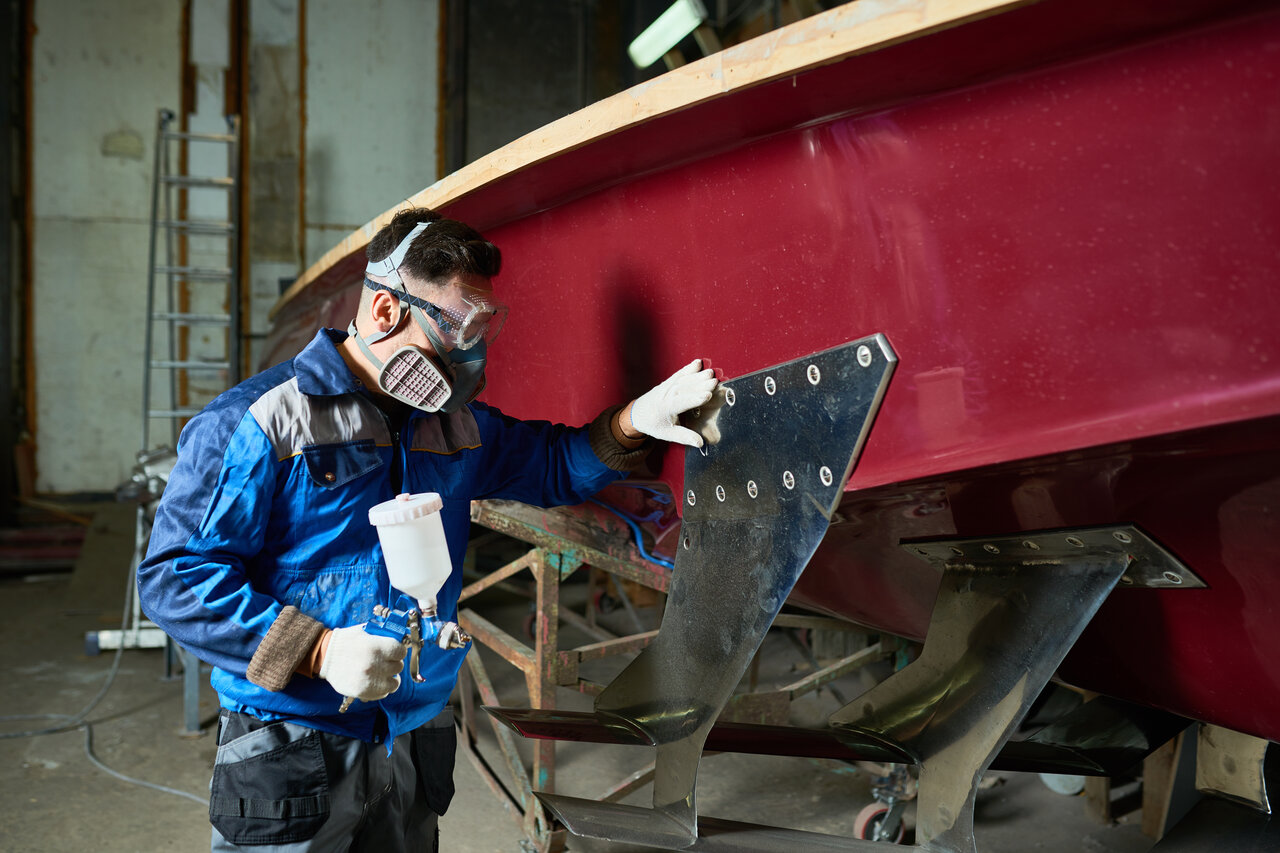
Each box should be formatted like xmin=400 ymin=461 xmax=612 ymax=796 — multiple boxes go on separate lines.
xmin=368 ymin=492 xmax=452 ymax=614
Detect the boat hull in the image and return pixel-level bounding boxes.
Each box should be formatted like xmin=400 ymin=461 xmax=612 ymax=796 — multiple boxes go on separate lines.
xmin=794 ymin=415 xmax=1280 ymax=742
xmin=266 ymin=0 xmax=1280 ymax=741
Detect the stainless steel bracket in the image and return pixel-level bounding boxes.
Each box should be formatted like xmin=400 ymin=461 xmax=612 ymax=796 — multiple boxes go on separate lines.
xmin=902 ymin=525 xmax=1206 ymax=589
xmin=823 ymin=527 xmax=1145 ymax=852
xmin=538 ymin=336 xmax=897 ymax=849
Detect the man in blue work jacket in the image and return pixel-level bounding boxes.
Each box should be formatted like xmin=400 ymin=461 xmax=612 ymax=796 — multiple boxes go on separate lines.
xmin=138 ymin=207 xmax=716 ymax=852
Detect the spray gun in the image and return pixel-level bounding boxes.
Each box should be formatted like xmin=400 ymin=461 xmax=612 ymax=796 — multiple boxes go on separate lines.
xmin=339 ymin=492 xmax=472 ymax=713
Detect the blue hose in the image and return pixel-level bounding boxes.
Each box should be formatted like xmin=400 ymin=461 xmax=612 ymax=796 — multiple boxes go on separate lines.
xmin=589 ymin=498 xmax=676 ymax=569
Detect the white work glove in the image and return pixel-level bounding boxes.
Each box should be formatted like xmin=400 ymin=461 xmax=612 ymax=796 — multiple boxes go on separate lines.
xmin=628 ymin=359 xmax=718 ymax=447
xmin=318 ymin=624 xmax=406 ymax=702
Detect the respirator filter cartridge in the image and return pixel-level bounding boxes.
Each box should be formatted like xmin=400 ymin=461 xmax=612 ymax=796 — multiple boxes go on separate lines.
xmin=380 ymin=346 xmax=451 ymax=412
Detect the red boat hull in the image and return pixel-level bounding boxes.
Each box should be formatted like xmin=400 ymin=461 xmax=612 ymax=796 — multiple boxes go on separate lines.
xmin=792 ymin=416 xmax=1280 ymax=742
xmin=267 ymin=0 xmax=1280 ymax=741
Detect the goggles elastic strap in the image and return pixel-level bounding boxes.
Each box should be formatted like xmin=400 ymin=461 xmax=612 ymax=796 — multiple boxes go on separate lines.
xmin=364 ymin=277 xmax=504 ymax=350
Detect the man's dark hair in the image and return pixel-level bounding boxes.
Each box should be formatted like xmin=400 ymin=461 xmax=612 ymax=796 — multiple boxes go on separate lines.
xmin=367 ymin=207 xmax=502 ymax=283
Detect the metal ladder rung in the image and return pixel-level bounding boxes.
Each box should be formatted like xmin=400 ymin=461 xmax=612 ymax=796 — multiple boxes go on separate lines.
xmin=155 ymin=265 xmax=232 ymax=279
xmin=158 ymin=219 xmax=234 ymax=234
xmin=161 ymin=130 xmax=236 ymax=144
xmin=161 ymin=175 xmax=234 ymax=189
xmin=143 ymin=107 xmax=242 ymax=453
xmin=149 ymin=360 xmax=231 ymax=371
xmin=151 ymin=312 xmax=232 ymax=325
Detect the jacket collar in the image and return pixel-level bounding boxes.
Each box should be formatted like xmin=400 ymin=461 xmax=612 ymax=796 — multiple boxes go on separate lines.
xmin=294 ymin=328 xmax=365 ymax=397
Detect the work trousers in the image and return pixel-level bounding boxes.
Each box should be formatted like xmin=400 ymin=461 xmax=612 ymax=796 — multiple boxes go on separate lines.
xmin=209 ymin=709 xmax=456 ymax=853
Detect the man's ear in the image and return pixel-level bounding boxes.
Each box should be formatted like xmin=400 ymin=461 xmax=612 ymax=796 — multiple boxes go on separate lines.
xmin=369 ymin=289 xmax=403 ymax=333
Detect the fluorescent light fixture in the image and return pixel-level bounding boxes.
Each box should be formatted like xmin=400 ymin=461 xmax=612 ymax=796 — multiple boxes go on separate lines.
xmin=628 ymin=0 xmax=709 ymax=69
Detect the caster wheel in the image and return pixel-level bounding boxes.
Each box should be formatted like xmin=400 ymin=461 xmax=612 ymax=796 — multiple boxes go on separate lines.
xmin=854 ymin=802 xmax=905 ymax=843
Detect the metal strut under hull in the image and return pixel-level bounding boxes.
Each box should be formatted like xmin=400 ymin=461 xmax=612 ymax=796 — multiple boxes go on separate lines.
xmin=488 ymin=693 xmax=1193 ymax=779
xmin=493 ymin=339 xmax=1277 ymax=851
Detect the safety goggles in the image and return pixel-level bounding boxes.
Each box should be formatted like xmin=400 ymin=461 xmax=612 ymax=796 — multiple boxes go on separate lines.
xmin=364 ymin=278 xmax=507 ymax=350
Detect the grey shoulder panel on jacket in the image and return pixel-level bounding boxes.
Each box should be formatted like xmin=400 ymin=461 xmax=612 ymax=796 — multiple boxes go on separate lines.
xmin=248 ymin=377 xmax=391 ymax=459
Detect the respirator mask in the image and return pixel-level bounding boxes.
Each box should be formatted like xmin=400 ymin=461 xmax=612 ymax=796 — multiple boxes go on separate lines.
xmin=349 ymin=222 xmax=507 ymax=413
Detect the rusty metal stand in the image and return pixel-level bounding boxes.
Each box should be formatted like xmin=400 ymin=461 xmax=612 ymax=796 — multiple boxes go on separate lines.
xmin=455 ymin=497 xmax=887 ymax=853
xmin=457 ymin=498 xmax=672 ymax=853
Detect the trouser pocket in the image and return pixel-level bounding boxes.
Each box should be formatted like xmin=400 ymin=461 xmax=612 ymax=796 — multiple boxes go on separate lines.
xmin=410 ymin=708 xmax=457 ymax=816
xmin=209 ymin=715 xmax=330 ymax=845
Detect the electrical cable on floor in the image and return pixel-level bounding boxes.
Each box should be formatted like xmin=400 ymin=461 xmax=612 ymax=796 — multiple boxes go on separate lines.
xmin=0 ymin=560 xmax=132 ymax=740
xmin=81 ymin=723 xmax=206 ymax=805
xmin=0 ymin=643 xmax=127 ymax=736
xmin=0 ymin=537 xmax=206 ymax=805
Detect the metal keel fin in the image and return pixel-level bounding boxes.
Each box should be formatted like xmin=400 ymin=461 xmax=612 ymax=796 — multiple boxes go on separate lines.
xmin=831 ymin=531 xmax=1135 ymax=852
xmin=555 ymin=337 xmax=896 ymax=847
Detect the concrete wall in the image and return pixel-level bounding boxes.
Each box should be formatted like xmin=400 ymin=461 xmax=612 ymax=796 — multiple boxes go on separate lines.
xmin=244 ymin=0 xmax=440 ymax=371
xmin=30 ymin=0 xmax=441 ymax=493
xmin=244 ymin=0 xmax=303 ymax=373
xmin=26 ymin=0 xmax=618 ymax=493
xmin=14 ymin=1 xmax=809 ymax=494
xmin=31 ymin=0 xmax=183 ymax=491
xmin=303 ymin=0 xmax=440 ymax=272
xmin=182 ymin=0 xmax=236 ymax=421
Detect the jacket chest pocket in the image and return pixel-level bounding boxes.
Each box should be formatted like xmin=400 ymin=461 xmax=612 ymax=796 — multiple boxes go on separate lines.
xmin=302 ymin=440 xmax=383 ymax=489
xmin=412 ymin=450 xmax=473 ymax=497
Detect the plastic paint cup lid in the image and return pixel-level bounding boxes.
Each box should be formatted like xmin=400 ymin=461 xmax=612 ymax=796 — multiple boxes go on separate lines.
xmin=368 ymin=492 xmax=444 ymax=526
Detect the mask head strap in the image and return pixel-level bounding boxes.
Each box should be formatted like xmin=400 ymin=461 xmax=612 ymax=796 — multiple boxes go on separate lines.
xmin=365 ymin=221 xmax=432 ymax=288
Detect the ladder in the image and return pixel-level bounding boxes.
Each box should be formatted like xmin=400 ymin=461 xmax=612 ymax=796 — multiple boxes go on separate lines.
xmin=86 ymin=108 xmax=243 ymax=735
xmin=141 ymin=107 xmax=242 ymax=451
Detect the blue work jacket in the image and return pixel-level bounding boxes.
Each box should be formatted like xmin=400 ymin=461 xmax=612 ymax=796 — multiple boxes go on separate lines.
xmin=138 ymin=328 xmax=624 ymax=743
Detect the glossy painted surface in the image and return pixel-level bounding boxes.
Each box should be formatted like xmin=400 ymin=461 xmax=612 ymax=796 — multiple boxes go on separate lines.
xmin=478 ymin=8 xmax=1280 ymax=494
xmin=266 ymin=2 xmax=1280 ymax=739
xmin=792 ymin=416 xmax=1280 ymax=741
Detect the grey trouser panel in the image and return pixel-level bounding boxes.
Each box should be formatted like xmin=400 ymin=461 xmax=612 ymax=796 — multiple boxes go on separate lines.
xmin=209 ymin=709 xmax=456 ymax=852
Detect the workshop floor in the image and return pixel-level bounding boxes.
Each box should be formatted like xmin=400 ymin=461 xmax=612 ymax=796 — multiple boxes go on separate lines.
xmin=0 ymin=502 xmax=1159 ymax=853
